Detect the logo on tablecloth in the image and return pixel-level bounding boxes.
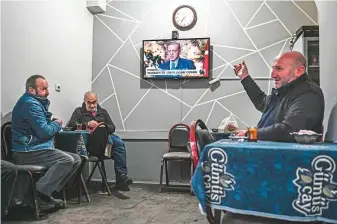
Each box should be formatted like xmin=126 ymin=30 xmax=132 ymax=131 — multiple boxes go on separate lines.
xmin=293 ymin=155 xmax=337 ymax=216
xmin=202 ymin=147 xmax=235 ymax=205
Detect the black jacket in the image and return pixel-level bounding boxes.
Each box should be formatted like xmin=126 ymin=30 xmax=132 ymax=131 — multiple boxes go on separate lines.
xmin=67 ymin=103 xmax=115 ymax=134
xmin=241 ymin=74 xmax=324 ymax=142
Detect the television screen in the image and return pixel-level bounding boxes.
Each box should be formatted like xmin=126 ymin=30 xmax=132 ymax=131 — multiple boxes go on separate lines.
xmin=142 ymin=38 xmax=210 ymax=79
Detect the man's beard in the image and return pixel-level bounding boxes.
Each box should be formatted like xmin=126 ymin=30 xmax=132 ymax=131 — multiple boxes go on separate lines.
xmin=37 ymin=94 xmax=48 ymax=99
xmin=33 ymin=89 xmax=48 ymax=99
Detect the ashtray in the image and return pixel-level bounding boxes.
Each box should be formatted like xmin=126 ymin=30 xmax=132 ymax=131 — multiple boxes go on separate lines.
xmin=229 ymin=135 xmax=248 ymax=142
xmin=290 ymin=130 xmax=322 ymax=144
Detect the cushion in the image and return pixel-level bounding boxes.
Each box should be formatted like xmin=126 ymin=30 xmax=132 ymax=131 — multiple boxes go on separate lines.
xmin=163 ymin=152 xmax=191 ymax=160
xmin=87 ymin=156 xmax=99 ymax=162
xmin=16 ymin=165 xmax=48 ymax=172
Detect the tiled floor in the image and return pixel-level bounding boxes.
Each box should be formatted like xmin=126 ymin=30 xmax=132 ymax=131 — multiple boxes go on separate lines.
xmin=3 ymin=185 xmax=324 ymax=224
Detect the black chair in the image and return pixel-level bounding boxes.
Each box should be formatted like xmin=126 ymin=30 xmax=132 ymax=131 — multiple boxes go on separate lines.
xmin=159 ymin=123 xmax=193 ymax=193
xmin=190 ymin=119 xmax=216 ymax=163
xmin=85 ymin=123 xmax=112 ymax=196
xmin=194 ymin=120 xmax=216 ymax=158
xmin=325 ymin=103 xmax=337 ymax=142
xmin=190 ymin=120 xmax=220 ymax=223
xmin=0 ymin=122 xmax=64 ymax=219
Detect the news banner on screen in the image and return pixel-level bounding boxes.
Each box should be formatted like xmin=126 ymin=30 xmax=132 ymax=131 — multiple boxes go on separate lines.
xmin=142 ymin=38 xmax=210 ymax=79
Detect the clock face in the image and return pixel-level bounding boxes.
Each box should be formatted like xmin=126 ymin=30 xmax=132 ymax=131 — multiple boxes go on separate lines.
xmin=173 ymin=5 xmax=197 ymax=31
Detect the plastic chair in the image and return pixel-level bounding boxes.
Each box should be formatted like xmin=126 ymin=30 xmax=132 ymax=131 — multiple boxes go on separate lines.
xmin=159 ymin=123 xmax=193 ymax=194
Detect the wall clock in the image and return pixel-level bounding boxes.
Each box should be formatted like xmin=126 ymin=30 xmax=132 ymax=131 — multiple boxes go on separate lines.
xmin=172 ymin=5 xmax=197 ymax=31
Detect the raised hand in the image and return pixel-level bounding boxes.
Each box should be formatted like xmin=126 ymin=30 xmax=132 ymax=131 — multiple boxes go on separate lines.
xmin=233 ymin=61 xmax=249 ymax=80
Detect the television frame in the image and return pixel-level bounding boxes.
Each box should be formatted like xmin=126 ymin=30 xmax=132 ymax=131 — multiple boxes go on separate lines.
xmin=141 ymin=37 xmax=211 ymax=80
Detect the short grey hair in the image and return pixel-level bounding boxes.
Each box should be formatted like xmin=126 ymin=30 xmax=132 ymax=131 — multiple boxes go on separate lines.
xmin=167 ymin=41 xmax=181 ymax=50
xmin=84 ymin=91 xmax=97 ymax=100
xmin=25 ymin=74 xmax=45 ymax=91
xmin=294 ymin=56 xmax=307 ymax=69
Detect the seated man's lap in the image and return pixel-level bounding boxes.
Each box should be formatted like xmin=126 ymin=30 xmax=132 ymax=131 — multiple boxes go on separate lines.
xmin=13 ymin=149 xmax=80 ymax=167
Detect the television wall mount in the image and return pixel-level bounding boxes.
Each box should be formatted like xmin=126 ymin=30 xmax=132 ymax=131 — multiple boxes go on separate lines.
xmin=172 ymin=30 xmax=179 ymax=39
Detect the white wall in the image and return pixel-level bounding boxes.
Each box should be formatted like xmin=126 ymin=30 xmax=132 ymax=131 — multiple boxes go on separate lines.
xmin=1 ymin=0 xmax=93 ymax=123
xmin=315 ymin=1 xmax=337 ymax=133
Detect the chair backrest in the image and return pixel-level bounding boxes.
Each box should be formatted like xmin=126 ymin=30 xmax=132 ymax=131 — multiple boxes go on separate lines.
xmin=194 ymin=120 xmax=215 ymax=156
xmin=325 ymin=103 xmax=337 ymax=142
xmin=86 ymin=122 xmax=109 ymax=158
xmin=1 ymin=122 xmax=12 ymax=161
xmin=317 ymin=124 xmax=324 ymax=142
xmin=190 ymin=119 xmax=215 ymax=168
xmin=168 ymin=123 xmax=190 ymax=152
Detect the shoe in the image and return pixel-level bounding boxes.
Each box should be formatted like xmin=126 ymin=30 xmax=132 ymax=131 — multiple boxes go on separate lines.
xmin=37 ymin=192 xmax=64 ymax=209
xmin=21 ymin=196 xmax=53 ymax=212
xmin=34 ymin=195 xmax=55 ymax=212
xmin=127 ymin=178 xmax=133 ymax=185
xmin=115 ymin=175 xmax=130 ymax=191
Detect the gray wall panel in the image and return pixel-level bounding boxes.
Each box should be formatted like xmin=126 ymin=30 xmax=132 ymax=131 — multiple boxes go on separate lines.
xmin=91 ymin=0 xmax=318 ymax=181
xmin=92 ymin=0 xmax=317 ymax=136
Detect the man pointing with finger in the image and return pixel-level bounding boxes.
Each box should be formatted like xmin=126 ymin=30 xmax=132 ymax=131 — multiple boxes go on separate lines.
xmin=233 ymin=51 xmax=324 ymax=142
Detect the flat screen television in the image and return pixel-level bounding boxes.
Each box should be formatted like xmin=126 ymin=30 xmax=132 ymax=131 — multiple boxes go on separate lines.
xmin=142 ymin=37 xmax=210 ymax=79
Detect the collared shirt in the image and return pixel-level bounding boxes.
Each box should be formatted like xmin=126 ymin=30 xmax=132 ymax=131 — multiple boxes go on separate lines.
xmin=170 ymin=58 xmax=179 ymax=70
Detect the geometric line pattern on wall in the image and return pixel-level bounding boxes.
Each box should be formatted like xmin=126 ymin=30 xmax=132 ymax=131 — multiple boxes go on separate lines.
xmin=92 ymin=0 xmax=318 ymax=134
xmin=245 ymin=4 xmax=277 ymax=29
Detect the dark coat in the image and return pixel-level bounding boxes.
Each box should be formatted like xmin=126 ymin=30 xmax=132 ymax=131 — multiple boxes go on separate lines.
xmin=241 ymin=73 xmax=324 ymax=142
xmin=68 ymin=103 xmax=115 ymax=134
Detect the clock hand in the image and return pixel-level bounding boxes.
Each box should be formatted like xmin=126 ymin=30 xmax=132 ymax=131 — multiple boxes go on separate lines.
xmin=180 ymin=16 xmax=186 ymax=23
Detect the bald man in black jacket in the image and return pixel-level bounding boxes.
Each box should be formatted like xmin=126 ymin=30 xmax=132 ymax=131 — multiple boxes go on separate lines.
xmin=233 ymin=51 xmax=324 ymax=142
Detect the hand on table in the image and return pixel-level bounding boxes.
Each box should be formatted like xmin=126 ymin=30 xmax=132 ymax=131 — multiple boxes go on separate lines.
xmin=235 ymin=130 xmax=247 ymax=137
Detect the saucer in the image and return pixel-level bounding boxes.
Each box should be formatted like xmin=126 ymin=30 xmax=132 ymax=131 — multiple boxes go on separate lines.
xmin=229 ymin=135 xmax=248 ymax=141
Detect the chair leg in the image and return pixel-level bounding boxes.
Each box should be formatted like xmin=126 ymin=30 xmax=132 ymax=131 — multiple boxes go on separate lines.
xmin=27 ymin=171 xmax=40 ymax=219
xmin=86 ymin=162 xmax=98 ymax=184
xmin=97 ymin=162 xmax=111 ymax=196
xmin=101 ymin=161 xmax=108 ymax=193
xmin=76 ymin=157 xmax=87 ymax=204
xmin=180 ymin=162 xmax=183 ymax=183
xmin=61 ymin=188 xmax=67 ymax=208
xmin=81 ymin=174 xmax=90 ymax=203
xmin=77 ymin=172 xmax=81 ymax=204
xmin=165 ymin=159 xmax=169 ymax=186
xmin=190 ymin=160 xmax=195 ymax=196
xmin=159 ymin=159 xmax=164 ymax=193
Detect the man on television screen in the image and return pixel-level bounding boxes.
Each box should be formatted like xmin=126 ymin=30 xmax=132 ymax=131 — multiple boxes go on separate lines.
xmin=159 ymin=42 xmax=196 ymax=70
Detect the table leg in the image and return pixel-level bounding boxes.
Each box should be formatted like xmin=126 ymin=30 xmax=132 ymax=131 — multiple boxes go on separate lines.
xmin=214 ymin=209 xmax=222 ymax=224
xmin=75 ymin=158 xmax=89 ymax=203
xmin=81 ymin=174 xmax=90 ymax=202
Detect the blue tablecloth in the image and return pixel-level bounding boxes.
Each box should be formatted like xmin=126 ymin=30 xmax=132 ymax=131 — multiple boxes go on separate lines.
xmin=191 ymin=139 xmax=337 ymax=223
